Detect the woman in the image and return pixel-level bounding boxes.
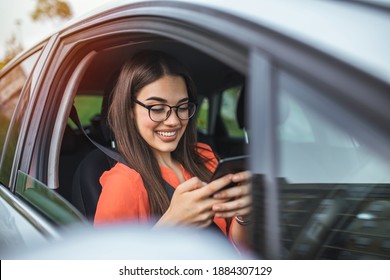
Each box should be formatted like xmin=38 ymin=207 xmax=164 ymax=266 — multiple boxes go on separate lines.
xmin=94 ymin=50 xmax=252 ymax=249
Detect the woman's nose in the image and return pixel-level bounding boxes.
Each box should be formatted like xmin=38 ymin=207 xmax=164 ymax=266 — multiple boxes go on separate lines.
xmin=164 ymin=109 xmax=181 ymax=125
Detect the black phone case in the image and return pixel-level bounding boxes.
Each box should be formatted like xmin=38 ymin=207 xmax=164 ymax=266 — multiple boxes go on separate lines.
xmin=210 ymin=155 xmax=249 ymax=190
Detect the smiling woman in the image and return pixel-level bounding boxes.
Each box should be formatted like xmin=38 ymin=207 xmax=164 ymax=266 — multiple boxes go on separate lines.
xmin=94 ymin=50 xmax=252 ymax=252
xmin=1 ymin=0 xmax=389 ymax=263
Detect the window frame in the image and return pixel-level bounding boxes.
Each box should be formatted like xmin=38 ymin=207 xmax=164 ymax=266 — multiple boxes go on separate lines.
xmin=0 ymin=51 xmax=41 ymax=188
xmin=247 ymin=28 xmax=390 ymax=259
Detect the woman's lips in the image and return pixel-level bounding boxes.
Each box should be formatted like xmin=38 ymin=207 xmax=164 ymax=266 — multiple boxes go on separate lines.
xmin=156 ymin=130 xmax=179 ymax=141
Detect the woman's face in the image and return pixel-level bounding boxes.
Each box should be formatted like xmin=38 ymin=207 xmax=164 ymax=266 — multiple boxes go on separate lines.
xmin=133 ymin=75 xmax=190 ymax=159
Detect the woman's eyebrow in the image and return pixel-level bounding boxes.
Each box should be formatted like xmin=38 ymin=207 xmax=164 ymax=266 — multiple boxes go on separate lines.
xmin=145 ymin=96 xmax=189 ymax=103
xmin=178 ymin=97 xmax=189 ymax=103
xmin=145 ymin=96 xmax=167 ymax=102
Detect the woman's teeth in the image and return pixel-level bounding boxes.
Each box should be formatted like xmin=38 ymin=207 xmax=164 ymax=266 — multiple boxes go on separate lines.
xmin=157 ymin=131 xmax=176 ymax=137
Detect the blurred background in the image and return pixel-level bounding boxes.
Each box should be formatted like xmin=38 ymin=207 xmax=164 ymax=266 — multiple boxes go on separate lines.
xmin=0 ymin=0 xmax=111 ymax=69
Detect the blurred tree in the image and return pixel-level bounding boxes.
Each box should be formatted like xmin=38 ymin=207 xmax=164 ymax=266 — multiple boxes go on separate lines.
xmin=31 ymin=0 xmax=73 ymax=22
xmin=1 ymin=0 xmax=73 ymax=70
xmin=4 ymin=33 xmax=24 ymax=62
xmin=0 ymin=22 xmax=24 ymax=70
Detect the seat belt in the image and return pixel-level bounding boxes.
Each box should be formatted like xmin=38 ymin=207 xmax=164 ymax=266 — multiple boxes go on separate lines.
xmin=69 ymin=105 xmax=127 ymax=165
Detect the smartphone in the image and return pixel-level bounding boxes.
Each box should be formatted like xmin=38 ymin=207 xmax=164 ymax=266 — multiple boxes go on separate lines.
xmin=210 ymin=155 xmax=249 ymax=190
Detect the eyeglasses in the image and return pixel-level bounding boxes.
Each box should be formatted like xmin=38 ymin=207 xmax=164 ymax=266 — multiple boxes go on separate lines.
xmin=132 ymin=97 xmax=197 ymax=122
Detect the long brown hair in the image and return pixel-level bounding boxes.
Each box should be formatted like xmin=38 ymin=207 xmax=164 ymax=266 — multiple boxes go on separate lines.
xmin=108 ymin=50 xmax=214 ymax=217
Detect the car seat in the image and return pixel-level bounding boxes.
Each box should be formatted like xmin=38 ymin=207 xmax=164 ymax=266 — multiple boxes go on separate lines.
xmin=71 ymin=149 xmax=115 ymax=220
xmin=71 ymin=74 xmax=118 ymax=221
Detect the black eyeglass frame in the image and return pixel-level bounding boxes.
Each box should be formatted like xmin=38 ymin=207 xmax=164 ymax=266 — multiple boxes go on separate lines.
xmin=131 ymin=97 xmax=197 ymax=122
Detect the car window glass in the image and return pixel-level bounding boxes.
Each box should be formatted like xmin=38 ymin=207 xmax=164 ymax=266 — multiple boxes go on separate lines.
xmin=220 ymin=86 xmax=244 ymax=138
xmin=277 ymin=72 xmax=390 ymax=259
xmin=15 ymin=171 xmax=84 ymax=225
xmin=278 ymin=86 xmax=390 ymax=184
xmin=278 ymin=95 xmax=314 ymax=143
xmin=0 ymin=193 xmax=48 ymax=253
xmin=0 ymin=52 xmax=40 ymax=187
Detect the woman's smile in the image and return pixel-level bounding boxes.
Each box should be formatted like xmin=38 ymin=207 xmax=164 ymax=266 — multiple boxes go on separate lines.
xmin=156 ymin=129 xmax=179 ymax=140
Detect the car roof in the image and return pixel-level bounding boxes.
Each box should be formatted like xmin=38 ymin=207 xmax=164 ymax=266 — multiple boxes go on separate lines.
xmin=4 ymin=0 xmax=390 ymax=85
xmin=200 ymin=0 xmax=390 ymax=84
xmin=67 ymin=0 xmax=388 ymax=85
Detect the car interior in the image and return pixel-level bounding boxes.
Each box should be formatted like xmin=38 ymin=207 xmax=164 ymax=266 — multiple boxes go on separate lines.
xmin=58 ymin=38 xmax=246 ymax=220
xmin=55 ymin=36 xmax=389 ymax=260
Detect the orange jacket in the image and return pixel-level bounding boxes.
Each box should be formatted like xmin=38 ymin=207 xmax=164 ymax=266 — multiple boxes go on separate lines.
xmin=94 ymin=143 xmax=230 ymax=235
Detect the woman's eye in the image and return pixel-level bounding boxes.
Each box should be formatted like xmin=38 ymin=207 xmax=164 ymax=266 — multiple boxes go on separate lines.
xmin=178 ymin=104 xmax=189 ymax=111
xmin=150 ymin=105 xmax=166 ymax=113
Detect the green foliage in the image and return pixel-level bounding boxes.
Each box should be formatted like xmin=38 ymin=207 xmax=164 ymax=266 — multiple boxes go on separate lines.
xmin=221 ymin=87 xmax=244 ymax=137
xmin=0 ymin=113 xmax=10 ymax=156
xmin=69 ymin=95 xmax=103 ymax=128
xmin=197 ymin=98 xmax=209 ymax=133
xmin=196 ymin=88 xmax=244 ymax=138
xmin=0 ymin=113 xmax=11 ymax=185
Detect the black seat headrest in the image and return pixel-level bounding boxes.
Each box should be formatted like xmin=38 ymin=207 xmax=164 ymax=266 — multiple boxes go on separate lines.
xmin=100 ymin=71 xmax=119 ymax=145
xmin=236 ymin=85 xmax=246 ymax=130
xmin=61 ymin=124 xmax=76 ymax=153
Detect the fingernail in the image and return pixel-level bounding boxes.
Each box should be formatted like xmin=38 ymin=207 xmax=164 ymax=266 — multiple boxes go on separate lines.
xmin=213 ymin=193 xmax=221 ymax=198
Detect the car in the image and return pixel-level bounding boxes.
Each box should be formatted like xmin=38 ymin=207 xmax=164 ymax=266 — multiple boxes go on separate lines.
xmin=0 ymin=0 xmax=389 ymax=260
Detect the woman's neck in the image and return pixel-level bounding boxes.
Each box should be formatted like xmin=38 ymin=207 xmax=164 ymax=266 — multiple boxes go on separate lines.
xmin=155 ymin=153 xmax=185 ymax=183
xmin=155 ymin=152 xmax=174 ymax=168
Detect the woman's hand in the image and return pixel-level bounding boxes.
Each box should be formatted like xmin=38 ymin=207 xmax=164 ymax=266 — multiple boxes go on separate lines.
xmin=211 ymin=171 xmax=252 ymax=219
xmin=156 ymin=175 xmax=234 ymax=228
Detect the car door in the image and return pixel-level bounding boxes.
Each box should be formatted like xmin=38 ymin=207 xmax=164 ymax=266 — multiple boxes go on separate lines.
xmin=0 ymin=46 xmax=55 ymax=250
xmin=247 ymin=36 xmax=390 ymax=259
xmin=275 ymin=71 xmax=390 ymax=259
xmin=0 ymin=38 xmax=86 ymax=254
